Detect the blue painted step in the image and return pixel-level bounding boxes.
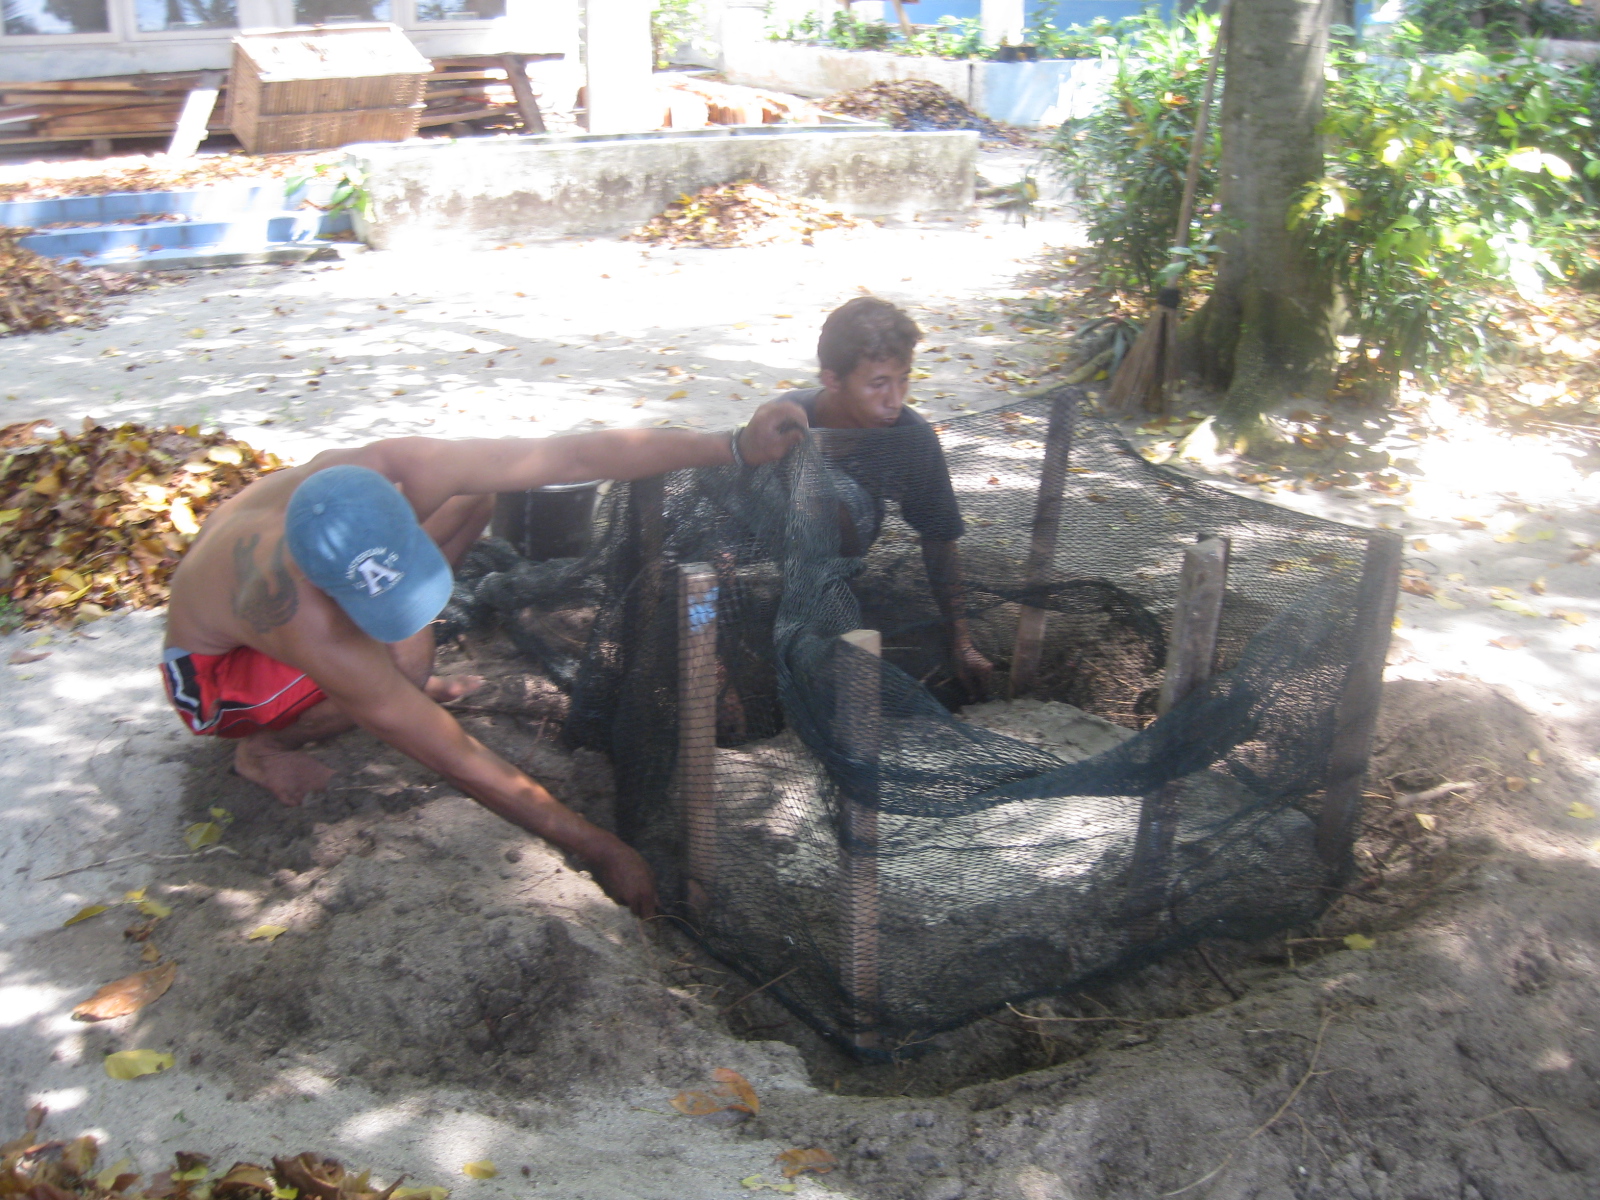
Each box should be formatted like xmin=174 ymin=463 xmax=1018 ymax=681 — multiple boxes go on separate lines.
xmin=1 ymin=178 xmax=353 ymax=268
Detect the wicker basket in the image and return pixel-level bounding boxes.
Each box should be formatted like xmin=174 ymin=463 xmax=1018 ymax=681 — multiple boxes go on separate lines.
xmin=229 ymin=24 xmax=430 ymax=154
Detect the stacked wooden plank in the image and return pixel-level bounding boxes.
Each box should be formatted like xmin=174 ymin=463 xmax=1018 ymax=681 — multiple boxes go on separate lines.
xmin=0 ymin=72 xmax=231 ymax=149
xmin=0 ymin=49 xmax=564 ymax=154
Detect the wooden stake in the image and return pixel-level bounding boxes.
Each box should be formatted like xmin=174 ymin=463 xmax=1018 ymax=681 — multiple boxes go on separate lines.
xmin=1128 ymin=536 xmax=1229 ymax=922
xmin=836 ymin=628 xmax=882 ymax=1051
xmin=500 ymin=53 xmax=547 ymax=134
xmin=1156 ymin=537 xmax=1230 ymax=715
xmin=678 ymin=563 xmax=719 ymax=902
xmin=1316 ymin=532 xmax=1401 ymax=863
xmin=166 ymin=70 xmax=221 ymax=159
xmin=1010 ymin=393 xmax=1075 ymax=697
xmin=888 ymin=0 xmax=916 ymax=39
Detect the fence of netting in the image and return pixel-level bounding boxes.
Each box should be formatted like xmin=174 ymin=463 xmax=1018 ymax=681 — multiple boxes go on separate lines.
xmin=447 ymin=387 xmax=1400 ymax=1058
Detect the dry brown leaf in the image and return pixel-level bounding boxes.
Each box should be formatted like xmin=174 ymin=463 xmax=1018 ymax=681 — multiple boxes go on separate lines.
xmin=669 ymin=1090 xmax=726 ymax=1116
xmin=212 ymin=1161 xmax=275 ymax=1200
xmin=775 ymin=1148 xmax=837 ymax=1178
xmin=8 ymin=648 xmax=50 ymax=664
xmin=1489 ymin=635 xmax=1526 ymax=650
xmin=711 ymin=1068 xmax=760 ymax=1114
xmin=72 ymin=961 xmax=176 ymax=1021
xmin=1504 ymin=776 xmax=1528 ymax=792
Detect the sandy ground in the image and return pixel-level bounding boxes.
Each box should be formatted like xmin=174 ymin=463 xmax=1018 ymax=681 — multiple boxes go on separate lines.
xmin=4 ymin=143 xmax=1600 ymax=1199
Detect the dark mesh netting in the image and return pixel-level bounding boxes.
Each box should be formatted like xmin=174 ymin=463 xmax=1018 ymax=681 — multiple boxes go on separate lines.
xmin=445 ymin=387 xmax=1399 ymax=1057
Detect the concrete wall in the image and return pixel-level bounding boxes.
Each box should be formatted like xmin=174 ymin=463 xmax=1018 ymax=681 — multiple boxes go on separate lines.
xmin=723 ymin=40 xmax=980 ymax=105
xmin=721 ymin=39 xmax=1112 ymax=127
xmin=345 ymin=125 xmax=976 ymax=251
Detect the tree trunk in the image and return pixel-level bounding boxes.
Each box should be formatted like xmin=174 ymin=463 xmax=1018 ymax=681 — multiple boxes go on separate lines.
xmin=1183 ymin=0 xmax=1336 ymax=437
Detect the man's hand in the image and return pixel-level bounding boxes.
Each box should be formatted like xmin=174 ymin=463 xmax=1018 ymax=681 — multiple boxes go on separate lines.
xmin=952 ymin=636 xmax=995 ymax=703
xmin=589 ymin=838 xmax=659 ymax=919
xmin=737 ymin=400 xmax=809 ymax=465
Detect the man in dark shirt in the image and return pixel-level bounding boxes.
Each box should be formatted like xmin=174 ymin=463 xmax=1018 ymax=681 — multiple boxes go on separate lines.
xmin=776 ymin=296 xmax=994 ymax=700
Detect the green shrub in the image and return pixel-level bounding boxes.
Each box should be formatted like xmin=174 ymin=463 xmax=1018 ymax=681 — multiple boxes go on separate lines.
xmin=652 ymin=0 xmax=701 ymax=68
xmin=1043 ymin=9 xmax=1223 ymax=291
xmin=902 ymin=16 xmax=985 ymax=59
xmin=1296 ymin=44 xmax=1600 ymax=384
xmin=1028 ymin=14 xmax=1133 ymax=59
xmin=1390 ymin=0 xmax=1599 ymax=53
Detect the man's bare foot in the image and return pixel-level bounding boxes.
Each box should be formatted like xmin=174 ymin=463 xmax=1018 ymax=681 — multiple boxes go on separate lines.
xmin=234 ymin=737 xmax=334 ymax=806
xmin=425 ymin=674 xmax=486 ymax=704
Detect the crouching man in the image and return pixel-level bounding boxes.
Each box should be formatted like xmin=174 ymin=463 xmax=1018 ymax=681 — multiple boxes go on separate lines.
xmin=160 ymin=403 xmax=808 ymax=919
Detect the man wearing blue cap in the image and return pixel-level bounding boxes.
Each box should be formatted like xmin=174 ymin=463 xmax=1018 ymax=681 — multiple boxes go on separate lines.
xmin=161 ymin=401 xmax=807 ymax=919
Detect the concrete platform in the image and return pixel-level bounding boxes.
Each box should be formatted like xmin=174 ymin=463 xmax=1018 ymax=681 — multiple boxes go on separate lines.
xmin=345 ymin=124 xmax=978 ymax=252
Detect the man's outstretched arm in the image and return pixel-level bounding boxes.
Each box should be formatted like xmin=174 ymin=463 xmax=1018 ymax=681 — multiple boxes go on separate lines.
xmin=285 ymin=623 xmax=658 ymax=916
xmin=372 ymin=398 xmax=809 ymax=516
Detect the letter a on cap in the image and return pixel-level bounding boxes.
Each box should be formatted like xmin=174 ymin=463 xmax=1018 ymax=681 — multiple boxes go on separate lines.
xmin=355 ymin=555 xmax=403 ymax=596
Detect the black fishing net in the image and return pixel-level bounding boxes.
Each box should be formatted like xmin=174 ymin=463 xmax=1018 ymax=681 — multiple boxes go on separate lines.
xmin=444 ymin=387 xmax=1397 ymax=1058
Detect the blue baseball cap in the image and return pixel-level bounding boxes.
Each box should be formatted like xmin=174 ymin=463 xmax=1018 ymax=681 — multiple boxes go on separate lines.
xmin=284 ymin=464 xmax=453 ymax=644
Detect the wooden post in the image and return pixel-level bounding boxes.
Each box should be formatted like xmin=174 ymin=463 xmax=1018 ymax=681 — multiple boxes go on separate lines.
xmin=836 ymin=628 xmax=881 ymax=1051
xmin=888 ymin=0 xmax=916 ymax=39
xmin=1127 ymin=537 xmax=1229 ymax=923
xmin=500 ymin=54 xmax=547 ymax=134
xmin=166 ymin=70 xmax=222 ymax=159
xmin=678 ymin=564 xmax=719 ymax=904
xmin=1316 ymin=532 xmax=1402 ymax=863
xmin=1156 ymin=537 xmax=1230 ymax=715
xmin=1010 ymin=394 xmax=1075 ymax=697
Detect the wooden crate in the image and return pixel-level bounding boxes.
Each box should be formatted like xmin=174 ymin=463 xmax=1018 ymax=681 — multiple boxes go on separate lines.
xmin=229 ymin=23 xmax=430 ymax=154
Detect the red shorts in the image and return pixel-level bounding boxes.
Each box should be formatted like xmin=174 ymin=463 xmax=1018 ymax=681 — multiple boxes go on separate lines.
xmin=161 ymin=645 xmax=327 ymax=739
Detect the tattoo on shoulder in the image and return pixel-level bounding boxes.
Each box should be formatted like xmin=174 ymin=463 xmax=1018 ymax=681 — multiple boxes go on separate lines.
xmin=232 ymin=533 xmax=299 ymax=633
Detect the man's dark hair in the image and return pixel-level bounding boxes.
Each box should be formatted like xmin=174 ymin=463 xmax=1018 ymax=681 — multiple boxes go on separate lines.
xmin=817 ymin=296 xmax=921 ymax=378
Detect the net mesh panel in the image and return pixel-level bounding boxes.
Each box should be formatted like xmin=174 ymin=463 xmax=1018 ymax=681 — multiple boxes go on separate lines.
xmin=446 ymin=388 xmax=1388 ymax=1057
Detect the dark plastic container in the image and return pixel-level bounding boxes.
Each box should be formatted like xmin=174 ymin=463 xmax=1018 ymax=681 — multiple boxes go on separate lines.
xmin=490 ymin=480 xmax=603 ymax=560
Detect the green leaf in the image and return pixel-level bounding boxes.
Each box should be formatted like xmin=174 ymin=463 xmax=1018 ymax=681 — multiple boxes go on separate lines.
xmin=64 ymin=904 xmax=109 ymax=927
xmin=104 ymin=1049 xmax=174 ymax=1080
xmin=184 ymin=821 xmax=222 ymax=851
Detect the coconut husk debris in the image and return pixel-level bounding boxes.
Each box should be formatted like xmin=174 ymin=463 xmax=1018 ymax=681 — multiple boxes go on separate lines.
xmin=819 ymin=79 xmax=1026 ymax=144
xmin=623 ymin=180 xmax=859 ymax=249
xmin=0 ymin=419 xmax=282 ymax=627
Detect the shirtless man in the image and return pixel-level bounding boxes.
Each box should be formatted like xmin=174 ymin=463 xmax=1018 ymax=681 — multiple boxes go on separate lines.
xmin=161 ymin=402 xmax=807 ymax=919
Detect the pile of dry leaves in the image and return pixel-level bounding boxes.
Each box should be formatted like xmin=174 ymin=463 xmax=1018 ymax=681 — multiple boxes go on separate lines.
xmin=820 ymin=80 xmax=1025 ymax=144
xmin=0 ymin=152 xmax=334 ymax=204
xmin=2 ymin=1108 xmax=447 ymax=1200
xmin=0 ymin=420 xmax=282 ymax=627
xmin=624 ymin=180 xmax=859 ymax=249
xmin=0 ymin=229 xmax=152 ymax=337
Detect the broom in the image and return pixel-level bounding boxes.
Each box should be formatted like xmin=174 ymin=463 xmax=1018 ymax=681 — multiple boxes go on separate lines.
xmin=1106 ymin=0 xmax=1230 ymax=417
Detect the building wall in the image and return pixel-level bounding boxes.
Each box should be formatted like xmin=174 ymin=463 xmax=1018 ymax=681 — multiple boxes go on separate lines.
xmin=0 ymin=0 xmax=577 ymax=82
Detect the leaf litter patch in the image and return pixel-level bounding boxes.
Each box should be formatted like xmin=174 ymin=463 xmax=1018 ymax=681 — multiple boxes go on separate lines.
xmin=0 ymin=228 xmax=152 ymax=338
xmin=1 ymin=420 xmax=283 ymax=627
xmin=2 ymin=1108 xmax=451 ymax=1200
xmin=623 ymin=181 xmax=860 ymax=249
xmin=820 ymin=80 xmax=1026 ymax=145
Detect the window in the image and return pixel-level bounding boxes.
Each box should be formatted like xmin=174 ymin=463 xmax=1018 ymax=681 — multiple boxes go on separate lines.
xmin=292 ymin=0 xmax=391 ymax=21
xmin=135 ymin=0 xmax=235 ymax=31
xmin=415 ymin=0 xmax=505 ymax=21
xmin=2 ymin=0 xmax=110 ymax=34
